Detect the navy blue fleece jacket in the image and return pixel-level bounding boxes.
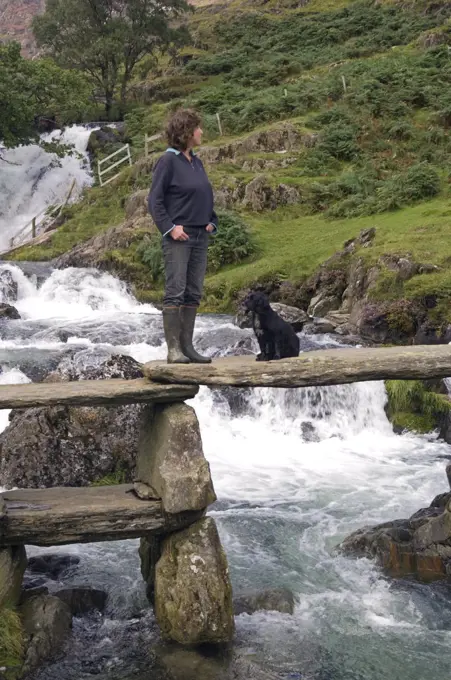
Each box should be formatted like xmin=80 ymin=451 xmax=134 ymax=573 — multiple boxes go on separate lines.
xmin=148 ymin=149 xmax=217 ymax=236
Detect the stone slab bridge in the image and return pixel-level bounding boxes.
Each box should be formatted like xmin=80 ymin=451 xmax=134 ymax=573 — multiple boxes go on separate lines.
xmin=1 ymin=345 xmax=451 ymax=646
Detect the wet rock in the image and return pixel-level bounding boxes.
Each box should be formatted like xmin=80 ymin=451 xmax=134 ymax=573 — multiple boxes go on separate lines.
xmin=0 ymin=546 xmax=27 ymax=608
xmin=139 ymin=534 xmax=162 ymax=603
xmin=414 ymin=321 xmax=451 ymax=345
xmin=0 ymin=353 xmax=145 ymax=488
xmin=21 ymin=594 xmax=72 ymax=674
xmin=0 ymin=302 xmax=21 ymax=319
xmin=233 ymin=587 xmax=295 ymax=615
xmin=303 ymin=319 xmax=337 ymax=335
xmin=339 ymin=492 xmax=451 ymax=582
xmin=447 ymin=464 xmax=451 ymax=490
xmin=87 ymin=126 xmax=129 ymax=157
xmin=211 ymin=386 xmax=253 ymax=418
xmin=0 ymin=268 xmax=18 ymax=302
xmin=439 ymin=412 xmax=451 ymax=445
xmin=27 ymin=554 xmax=80 ymax=579
xmin=154 ymin=517 xmax=235 ymax=644
xmin=55 ymin=587 xmax=107 ymax=614
xmin=135 ymin=402 xmax=216 ymax=513
xmin=155 ymin=645 xmax=281 ymax=680
xmin=20 ymin=586 xmax=49 ymax=603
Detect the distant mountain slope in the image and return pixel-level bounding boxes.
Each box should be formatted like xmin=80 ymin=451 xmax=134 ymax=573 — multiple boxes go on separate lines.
xmin=0 ymin=0 xmax=45 ymax=56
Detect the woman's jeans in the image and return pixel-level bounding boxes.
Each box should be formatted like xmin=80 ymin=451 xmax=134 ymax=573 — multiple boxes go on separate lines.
xmin=162 ymin=226 xmax=209 ymax=308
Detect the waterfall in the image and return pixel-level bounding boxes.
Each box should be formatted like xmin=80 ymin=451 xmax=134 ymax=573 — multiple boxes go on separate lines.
xmin=0 ymin=125 xmax=97 ymax=251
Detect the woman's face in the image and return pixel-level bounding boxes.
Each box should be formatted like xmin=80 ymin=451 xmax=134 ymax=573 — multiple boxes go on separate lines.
xmin=191 ymin=126 xmax=203 ymax=147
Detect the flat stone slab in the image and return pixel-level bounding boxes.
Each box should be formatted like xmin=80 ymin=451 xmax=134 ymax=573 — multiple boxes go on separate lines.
xmin=0 ymin=485 xmax=204 ymax=546
xmin=0 ymin=378 xmax=198 ymax=409
xmin=144 ymin=346 xmax=451 ymax=388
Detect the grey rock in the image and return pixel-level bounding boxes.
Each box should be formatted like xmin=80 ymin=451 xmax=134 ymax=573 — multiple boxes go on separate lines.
xmin=0 ymin=303 xmax=20 ymax=320
xmin=21 ymin=594 xmax=72 ymax=674
xmin=27 ymin=554 xmax=80 ymax=579
xmin=136 ymin=402 xmax=216 ymax=514
xmin=0 ymin=354 xmax=145 ymax=488
xmin=0 ymin=269 xmax=18 ymax=302
xmin=233 ymin=587 xmax=295 ymax=615
xmin=154 ymin=517 xmax=235 ymax=644
xmin=0 ymin=545 xmax=27 ymax=608
xmin=55 ymin=587 xmax=108 ymax=614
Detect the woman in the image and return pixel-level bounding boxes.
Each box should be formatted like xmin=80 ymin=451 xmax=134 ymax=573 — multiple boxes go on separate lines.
xmin=148 ymin=109 xmax=217 ymax=364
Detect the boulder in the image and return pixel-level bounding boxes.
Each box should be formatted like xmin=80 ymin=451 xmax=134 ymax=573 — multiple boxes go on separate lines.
xmin=27 ymin=554 xmax=80 ymax=579
xmin=53 ymin=216 xmax=156 ymax=274
xmin=20 ymin=594 xmax=72 ymax=674
xmin=242 ymin=175 xmax=274 ymax=212
xmin=0 ymin=354 xmax=145 ymax=488
xmin=234 ymin=299 xmax=307 ymax=331
xmin=135 ymin=402 xmax=216 ymax=513
xmin=0 ymin=546 xmax=27 ymax=608
xmin=338 ymin=492 xmax=451 ymax=582
xmin=0 ymin=269 xmax=18 ymax=302
xmin=0 ymin=303 xmax=20 ymax=320
xmin=87 ymin=126 xmax=129 ymax=157
xmin=124 ymin=189 xmax=149 ymax=220
xmin=55 ymin=587 xmax=107 ymax=614
xmin=154 ymin=517 xmax=235 ymax=644
xmin=233 ymin=587 xmax=295 ymax=616
xmin=308 ymin=293 xmax=341 ymax=318
xmin=270 ymin=303 xmax=308 ymax=332
xmin=154 ymin=645 xmax=281 ymax=680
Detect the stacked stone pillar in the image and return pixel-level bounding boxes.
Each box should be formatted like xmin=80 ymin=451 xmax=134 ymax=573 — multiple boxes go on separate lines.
xmin=135 ymin=402 xmax=235 ymax=645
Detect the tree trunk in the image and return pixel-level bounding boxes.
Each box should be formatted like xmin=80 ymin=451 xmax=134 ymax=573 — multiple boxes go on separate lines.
xmin=105 ymin=90 xmax=113 ymax=120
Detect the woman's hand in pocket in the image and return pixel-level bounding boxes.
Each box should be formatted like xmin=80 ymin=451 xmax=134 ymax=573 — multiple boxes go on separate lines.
xmin=171 ymin=225 xmax=189 ymax=241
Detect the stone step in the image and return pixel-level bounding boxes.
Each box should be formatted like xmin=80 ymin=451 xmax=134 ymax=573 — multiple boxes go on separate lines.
xmin=144 ymin=346 xmax=451 ymax=389
xmin=0 ymin=378 xmax=198 ymax=409
xmin=0 ymin=485 xmax=203 ymax=546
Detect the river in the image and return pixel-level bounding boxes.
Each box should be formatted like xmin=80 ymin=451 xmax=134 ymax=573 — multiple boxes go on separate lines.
xmin=0 ymin=129 xmax=450 ymax=680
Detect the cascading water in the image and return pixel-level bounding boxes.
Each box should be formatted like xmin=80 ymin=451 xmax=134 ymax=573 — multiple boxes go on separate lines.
xmin=0 ymin=125 xmax=97 ymax=251
xmin=1 ymin=261 xmax=451 ymax=680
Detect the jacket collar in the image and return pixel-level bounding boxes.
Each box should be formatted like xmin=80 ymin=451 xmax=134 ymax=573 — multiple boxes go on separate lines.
xmin=166 ymin=147 xmax=197 ymax=157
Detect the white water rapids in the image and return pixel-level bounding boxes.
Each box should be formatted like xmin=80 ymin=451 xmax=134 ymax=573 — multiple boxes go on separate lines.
xmin=0 ymin=263 xmax=450 ymax=680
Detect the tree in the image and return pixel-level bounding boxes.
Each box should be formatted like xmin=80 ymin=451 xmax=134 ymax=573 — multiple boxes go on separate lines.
xmin=33 ymin=0 xmax=191 ymax=119
xmin=0 ymin=42 xmax=90 ymax=149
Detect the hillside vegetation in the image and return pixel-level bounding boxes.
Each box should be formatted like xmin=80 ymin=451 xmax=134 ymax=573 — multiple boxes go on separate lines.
xmin=9 ymin=0 xmax=451 ymax=333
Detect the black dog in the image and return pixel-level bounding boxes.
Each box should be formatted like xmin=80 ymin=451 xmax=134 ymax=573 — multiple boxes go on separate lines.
xmin=243 ymin=292 xmax=300 ymax=361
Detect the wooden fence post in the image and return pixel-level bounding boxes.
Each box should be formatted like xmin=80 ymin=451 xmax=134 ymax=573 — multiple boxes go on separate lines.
xmin=216 ymin=112 xmax=223 ymax=136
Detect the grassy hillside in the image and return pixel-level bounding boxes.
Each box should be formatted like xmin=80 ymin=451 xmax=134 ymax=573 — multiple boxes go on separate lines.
xmin=9 ymin=0 xmax=451 ymax=324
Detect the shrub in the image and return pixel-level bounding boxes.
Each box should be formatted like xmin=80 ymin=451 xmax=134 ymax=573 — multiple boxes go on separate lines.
xmin=208 ymin=210 xmax=256 ymax=272
xmin=137 ymin=234 xmax=165 ymax=283
xmin=136 ymin=211 xmax=255 ymax=280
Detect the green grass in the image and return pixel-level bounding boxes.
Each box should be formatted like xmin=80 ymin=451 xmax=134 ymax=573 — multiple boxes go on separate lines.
xmin=203 ymin=196 xmax=451 ymax=310
xmin=90 ymin=469 xmax=128 ymax=487
xmin=0 ymin=608 xmax=25 ymax=679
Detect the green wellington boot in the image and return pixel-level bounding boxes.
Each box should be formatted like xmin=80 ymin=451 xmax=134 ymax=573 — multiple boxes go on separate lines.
xmin=179 ymin=306 xmax=212 ymax=364
xmin=162 ymin=308 xmax=190 ymax=364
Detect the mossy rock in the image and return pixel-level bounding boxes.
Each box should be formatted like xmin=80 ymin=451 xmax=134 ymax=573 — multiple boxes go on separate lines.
xmin=0 ymin=608 xmax=25 ymax=679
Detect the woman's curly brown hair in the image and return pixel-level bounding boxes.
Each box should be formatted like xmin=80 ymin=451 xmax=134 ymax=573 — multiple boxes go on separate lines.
xmin=166 ymin=109 xmax=201 ymax=151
